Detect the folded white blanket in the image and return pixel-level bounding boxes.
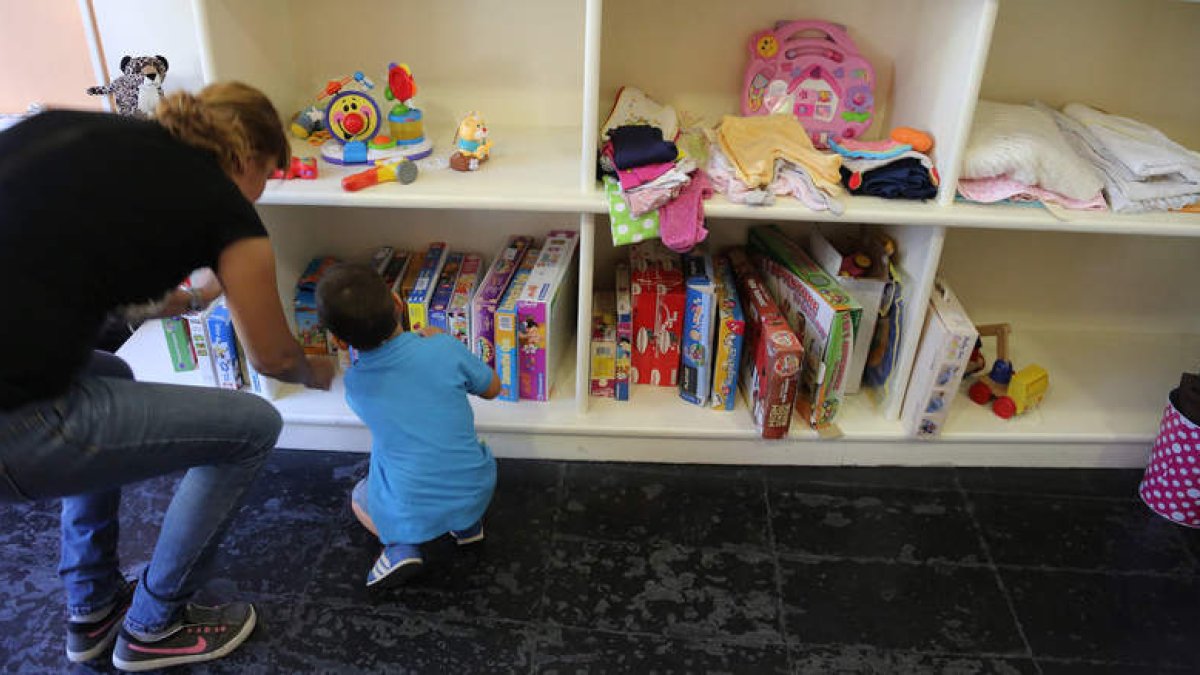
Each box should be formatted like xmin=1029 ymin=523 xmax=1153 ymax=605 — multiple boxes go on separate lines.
xmin=1063 ymin=103 xmax=1200 ymax=181
xmin=962 ymin=101 xmax=1104 ymax=201
xmin=1044 ymin=103 xmax=1200 ymax=213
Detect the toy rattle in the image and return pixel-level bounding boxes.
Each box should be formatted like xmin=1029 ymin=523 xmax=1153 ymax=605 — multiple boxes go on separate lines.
xmin=450 ymin=112 xmax=492 ymax=172
xmin=342 ymin=158 xmax=418 ymax=192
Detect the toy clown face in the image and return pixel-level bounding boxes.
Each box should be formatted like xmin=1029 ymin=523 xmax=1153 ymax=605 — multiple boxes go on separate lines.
xmin=327 ymin=91 xmax=380 ymax=143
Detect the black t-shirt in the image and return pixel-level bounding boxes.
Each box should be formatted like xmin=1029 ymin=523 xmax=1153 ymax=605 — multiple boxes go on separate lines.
xmin=0 ymin=111 xmax=268 ymax=409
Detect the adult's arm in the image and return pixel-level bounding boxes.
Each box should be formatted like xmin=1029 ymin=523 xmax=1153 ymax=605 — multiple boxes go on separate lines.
xmin=217 ymin=237 xmax=334 ymax=390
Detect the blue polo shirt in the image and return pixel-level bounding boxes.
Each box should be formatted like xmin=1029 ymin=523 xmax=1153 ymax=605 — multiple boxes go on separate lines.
xmin=344 ymin=331 xmax=497 ymax=545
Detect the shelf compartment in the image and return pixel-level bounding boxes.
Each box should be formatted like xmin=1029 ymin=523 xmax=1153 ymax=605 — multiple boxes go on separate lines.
xmin=261 ymin=127 xmax=589 ymax=212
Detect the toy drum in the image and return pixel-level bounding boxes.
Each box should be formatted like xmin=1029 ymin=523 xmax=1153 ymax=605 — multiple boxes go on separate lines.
xmin=1139 ymin=391 xmax=1200 ymax=528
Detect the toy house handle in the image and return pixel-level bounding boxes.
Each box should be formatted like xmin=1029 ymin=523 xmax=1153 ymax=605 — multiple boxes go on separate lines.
xmin=775 ymin=20 xmax=858 ymax=51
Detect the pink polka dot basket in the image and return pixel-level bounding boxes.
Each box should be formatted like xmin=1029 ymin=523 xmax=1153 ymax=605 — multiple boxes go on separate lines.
xmin=1139 ymin=395 xmax=1200 ymax=528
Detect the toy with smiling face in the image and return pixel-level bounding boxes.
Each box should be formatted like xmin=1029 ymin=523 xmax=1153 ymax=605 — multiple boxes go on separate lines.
xmin=318 ymin=65 xmax=432 ymax=165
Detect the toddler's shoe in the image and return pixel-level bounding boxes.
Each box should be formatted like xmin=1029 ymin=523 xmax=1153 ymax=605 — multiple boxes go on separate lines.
xmin=450 ymin=520 xmax=485 ymax=546
xmin=66 ymin=578 xmax=137 ymax=663
xmin=366 ymin=542 xmax=424 ymax=588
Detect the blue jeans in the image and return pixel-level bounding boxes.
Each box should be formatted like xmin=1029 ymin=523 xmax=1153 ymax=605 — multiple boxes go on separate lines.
xmin=0 ymin=351 xmax=282 ymax=634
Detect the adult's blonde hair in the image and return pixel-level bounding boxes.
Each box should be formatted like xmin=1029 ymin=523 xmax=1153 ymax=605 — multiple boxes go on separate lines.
xmin=156 ymin=81 xmax=290 ymax=175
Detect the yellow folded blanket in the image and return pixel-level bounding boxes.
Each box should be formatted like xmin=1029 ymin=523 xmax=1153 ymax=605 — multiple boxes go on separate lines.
xmin=718 ymin=114 xmax=843 ymax=193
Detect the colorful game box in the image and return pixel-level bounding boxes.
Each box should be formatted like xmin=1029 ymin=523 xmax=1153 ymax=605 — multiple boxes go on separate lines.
xmin=206 ymin=300 xmax=243 ymax=390
xmin=728 ymin=248 xmax=804 ymax=439
xmin=428 ymin=252 xmax=465 ymax=333
xmin=472 ymin=236 xmax=535 ymax=368
xmin=679 ymin=251 xmax=717 ymax=406
xmin=614 ymin=263 xmax=633 ymax=401
xmin=161 ymin=317 xmax=196 ymax=372
xmin=446 ymin=253 xmax=483 ymax=348
xmin=405 ymin=242 xmax=449 ymax=331
xmin=383 ymin=250 xmax=413 ymax=293
xmin=516 ymin=230 xmax=579 ymax=401
xmin=749 ymin=225 xmax=861 ymax=429
xmin=710 ymin=255 xmax=745 ymax=412
xmin=629 ymin=241 xmax=684 ymax=386
xmin=901 ymin=279 xmax=977 ymax=438
xmin=590 ymin=291 xmax=617 ymax=398
xmin=185 ymin=307 xmax=217 ymax=386
xmin=494 ymin=246 xmax=541 ymax=401
xmin=295 ymin=256 xmax=338 ymax=355
xmin=369 ymin=246 xmax=395 ymax=276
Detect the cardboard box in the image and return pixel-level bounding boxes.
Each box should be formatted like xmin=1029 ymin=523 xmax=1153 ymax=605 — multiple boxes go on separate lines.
xmin=472 ymin=236 xmax=535 ymax=368
xmin=614 ymin=263 xmax=633 ymax=401
xmin=590 ymin=291 xmax=617 ymax=398
xmin=727 ymin=248 xmax=804 ymax=439
xmin=162 ymin=317 xmax=196 ymax=372
xmin=428 ymin=252 xmax=465 ymax=333
xmin=710 ymin=254 xmax=745 ymax=412
xmin=749 ymin=225 xmax=861 ymax=428
xmin=447 ymin=253 xmax=483 ymax=348
xmin=516 ymin=230 xmax=579 ymax=401
xmin=678 ymin=251 xmax=717 ymax=406
xmin=383 ymin=250 xmax=414 ymax=294
xmin=206 ymin=301 xmax=243 ymax=390
xmin=494 ymin=247 xmax=541 ymax=402
xmin=295 ymin=256 xmax=338 ymax=355
xmin=369 ymin=246 xmax=395 ymax=276
xmin=629 ymin=241 xmax=684 ymax=386
xmin=808 ymin=230 xmax=890 ymax=394
xmin=405 ymin=242 xmax=449 ymax=331
xmin=185 ymin=307 xmax=220 ymax=386
xmin=901 ymin=279 xmax=978 ymax=438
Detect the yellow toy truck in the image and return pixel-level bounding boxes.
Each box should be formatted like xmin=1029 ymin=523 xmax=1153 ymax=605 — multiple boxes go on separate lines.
xmin=966 ymin=323 xmax=1050 ymax=419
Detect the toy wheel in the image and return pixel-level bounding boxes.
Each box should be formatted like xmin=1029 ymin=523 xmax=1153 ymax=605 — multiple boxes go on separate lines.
xmin=968 ymin=381 xmax=993 ymax=405
xmin=993 ymin=396 xmax=1017 ymax=420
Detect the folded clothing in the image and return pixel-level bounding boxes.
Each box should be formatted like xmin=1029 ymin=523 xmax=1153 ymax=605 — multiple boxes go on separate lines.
xmin=604 ymin=175 xmax=660 ymax=246
xmin=610 ymin=125 xmax=679 ymax=171
xmin=659 ymin=170 xmax=712 ymax=253
xmin=1047 ymin=103 xmax=1200 ymax=213
xmin=600 ymin=87 xmax=679 ymax=143
xmin=707 ymin=144 xmax=843 ymax=213
xmin=963 ymin=100 xmax=1103 ymax=201
xmin=830 ymin=137 xmax=912 ymax=160
xmin=841 ymin=157 xmax=936 ymax=200
xmin=617 ymin=161 xmax=674 ymax=190
xmin=957 ymin=175 xmax=1106 ymax=211
xmin=717 ymin=114 xmax=842 ymax=191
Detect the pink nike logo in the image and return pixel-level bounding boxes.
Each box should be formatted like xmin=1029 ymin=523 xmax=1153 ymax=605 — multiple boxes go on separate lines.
xmin=128 ymin=636 xmax=208 ymax=655
xmin=85 ymin=613 xmax=122 ymax=639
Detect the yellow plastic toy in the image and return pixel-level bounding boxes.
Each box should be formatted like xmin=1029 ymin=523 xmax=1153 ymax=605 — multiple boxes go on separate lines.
xmin=966 ymin=323 xmax=1049 ymax=419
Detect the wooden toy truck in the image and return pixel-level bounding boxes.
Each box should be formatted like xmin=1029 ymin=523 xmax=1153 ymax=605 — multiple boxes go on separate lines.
xmin=967 ymin=323 xmax=1050 ymax=419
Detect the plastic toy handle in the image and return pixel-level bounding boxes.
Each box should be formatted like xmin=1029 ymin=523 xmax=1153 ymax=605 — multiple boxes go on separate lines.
xmin=775 ymin=20 xmax=854 ymax=49
xmin=342 ymin=167 xmax=381 ymax=192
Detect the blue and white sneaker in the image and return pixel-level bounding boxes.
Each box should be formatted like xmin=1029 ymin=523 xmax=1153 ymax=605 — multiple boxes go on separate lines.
xmin=366 ymin=543 xmax=424 ymax=588
xmin=450 ymin=520 xmax=485 ymax=546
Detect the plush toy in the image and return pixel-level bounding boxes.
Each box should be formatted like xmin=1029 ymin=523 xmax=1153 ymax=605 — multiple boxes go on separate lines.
xmin=87 ymin=55 xmax=169 ymax=118
xmin=449 ymin=112 xmax=492 ymax=172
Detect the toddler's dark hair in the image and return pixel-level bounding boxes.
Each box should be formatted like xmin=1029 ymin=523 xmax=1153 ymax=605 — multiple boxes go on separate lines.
xmin=316 ymin=263 xmax=397 ymax=350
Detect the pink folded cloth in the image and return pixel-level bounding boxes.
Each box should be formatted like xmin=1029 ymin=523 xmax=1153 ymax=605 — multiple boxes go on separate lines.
xmin=958 ymin=176 xmax=1107 ymax=211
xmin=659 ymin=170 xmax=713 ymax=253
xmin=617 ymin=161 xmax=675 ymax=190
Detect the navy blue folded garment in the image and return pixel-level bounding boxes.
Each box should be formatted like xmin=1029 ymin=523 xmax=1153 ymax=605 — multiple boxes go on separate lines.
xmin=610 ymin=125 xmax=678 ymax=170
xmin=841 ymin=157 xmax=937 ymax=200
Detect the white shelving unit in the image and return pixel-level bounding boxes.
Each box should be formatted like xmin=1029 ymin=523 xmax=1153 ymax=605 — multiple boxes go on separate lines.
xmin=108 ymin=0 xmax=1200 ymax=467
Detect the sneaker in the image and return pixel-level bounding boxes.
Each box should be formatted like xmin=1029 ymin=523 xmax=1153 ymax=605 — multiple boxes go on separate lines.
xmin=66 ymin=579 xmax=137 ymax=663
xmin=111 ymin=602 xmax=256 ymax=672
xmin=450 ymin=520 xmax=485 ymax=546
xmin=366 ymin=543 xmax=424 ymax=588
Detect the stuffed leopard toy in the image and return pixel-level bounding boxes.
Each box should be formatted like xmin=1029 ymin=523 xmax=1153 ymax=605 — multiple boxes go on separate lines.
xmin=87 ymin=55 xmax=169 ymax=118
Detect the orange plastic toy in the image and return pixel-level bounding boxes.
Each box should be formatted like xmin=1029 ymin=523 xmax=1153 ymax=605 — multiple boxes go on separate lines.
xmin=891 ymin=127 xmax=934 ymax=154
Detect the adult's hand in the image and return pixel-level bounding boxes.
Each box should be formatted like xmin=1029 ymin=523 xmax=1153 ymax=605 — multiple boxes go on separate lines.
xmin=304 ymin=356 xmax=336 ymax=390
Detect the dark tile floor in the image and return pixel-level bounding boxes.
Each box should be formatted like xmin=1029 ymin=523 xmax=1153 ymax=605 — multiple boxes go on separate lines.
xmin=2 ymin=451 xmax=1199 ymax=674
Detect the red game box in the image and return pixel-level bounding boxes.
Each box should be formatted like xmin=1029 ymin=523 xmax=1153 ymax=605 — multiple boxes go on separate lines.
xmin=629 ymin=241 xmax=684 ymax=386
xmin=727 ymin=247 xmax=804 ymax=439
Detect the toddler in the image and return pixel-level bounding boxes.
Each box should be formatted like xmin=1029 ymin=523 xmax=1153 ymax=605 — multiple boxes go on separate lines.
xmin=317 ymin=263 xmax=501 ymax=587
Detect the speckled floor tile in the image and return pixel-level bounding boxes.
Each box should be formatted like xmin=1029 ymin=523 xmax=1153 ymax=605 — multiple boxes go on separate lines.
xmin=780 ymin=558 xmax=1026 ymax=655
xmin=534 ymin=625 xmax=790 ymax=674
xmin=789 ymin=645 xmax=1038 ymax=675
xmin=769 ymin=482 xmax=983 ymax=564
xmin=558 ymin=463 xmax=770 ymax=549
xmin=543 ymin=537 xmax=781 ymax=642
